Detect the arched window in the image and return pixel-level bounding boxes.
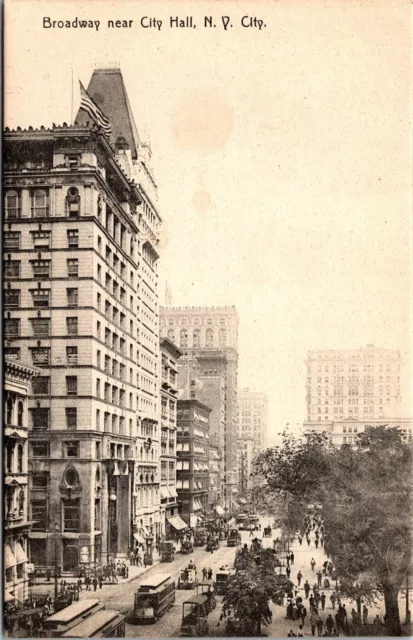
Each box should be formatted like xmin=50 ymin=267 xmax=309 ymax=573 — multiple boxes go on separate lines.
xmin=219 ymin=328 xmax=226 ymax=346
xmin=6 ymin=443 xmax=13 ymax=473
xmin=17 ymin=401 xmax=23 ymax=427
xmin=66 ymin=187 xmax=80 ymax=217
xmin=193 ymin=329 xmax=201 ymax=348
xmin=32 ymin=189 xmax=49 ymax=218
xmin=5 ymin=190 xmax=20 ymax=219
xmin=6 ymin=397 xmax=13 ymax=424
xmin=17 ymin=444 xmax=23 ymax=473
xmin=167 ymin=329 xmax=175 ymax=342
xmin=206 ymin=329 xmax=214 ymax=348
xmin=18 ymin=490 xmax=25 ymax=515
xmin=180 ymin=329 xmax=188 ymax=348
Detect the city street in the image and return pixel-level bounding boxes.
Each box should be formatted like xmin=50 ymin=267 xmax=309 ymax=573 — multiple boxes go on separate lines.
xmin=29 ymin=515 xmax=413 ymax=637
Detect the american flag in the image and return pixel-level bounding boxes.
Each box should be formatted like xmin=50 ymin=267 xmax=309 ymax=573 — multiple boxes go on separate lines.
xmin=79 ymin=81 xmax=112 ymax=138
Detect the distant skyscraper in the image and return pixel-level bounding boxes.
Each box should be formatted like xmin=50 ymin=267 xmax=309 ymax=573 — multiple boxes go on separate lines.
xmin=238 ymin=388 xmax=268 ymax=458
xmin=160 ymin=306 xmax=239 ymax=505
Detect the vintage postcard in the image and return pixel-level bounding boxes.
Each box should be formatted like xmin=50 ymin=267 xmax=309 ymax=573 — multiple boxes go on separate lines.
xmin=3 ymin=0 xmax=412 ymax=637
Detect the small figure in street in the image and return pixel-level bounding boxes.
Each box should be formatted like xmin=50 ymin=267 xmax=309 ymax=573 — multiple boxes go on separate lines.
xmin=298 ymin=534 xmax=303 ymax=546
xmin=362 ymin=604 xmax=368 ymax=624
xmin=249 ymin=527 xmax=254 ymax=538
xmin=286 ymin=565 xmax=291 ymax=579
xmin=46 ymin=568 xmax=51 ymax=582
xmin=208 ymin=568 xmax=213 ymax=580
xmin=300 ymin=605 xmax=307 ymax=627
xmin=307 ymin=536 xmax=311 ymax=547
xmin=309 ymin=595 xmax=315 ymax=610
xmin=297 ymin=570 xmax=302 ymax=586
xmin=373 ymin=614 xmax=382 ymax=630
xmin=98 ymin=575 xmax=103 ymax=589
xmin=309 ymin=611 xmax=317 ymax=637
xmin=311 ymin=557 xmax=316 ymax=571
xmin=315 ymin=538 xmax=319 ymax=549
xmin=317 ymin=570 xmax=322 ymax=587
xmin=290 ymin=552 xmax=295 ymax=564
xmin=320 ymin=592 xmax=326 ymax=611
xmin=316 ymin=616 xmax=323 ymax=637
xmin=304 ymin=581 xmax=310 ymax=599
xmin=320 ymin=537 xmax=324 ymax=547
xmin=330 ymin=592 xmax=336 ymax=609
xmin=325 ymin=614 xmax=334 ymax=636
xmin=85 ymin=576 xmax=90 ymax=591
xmin=77 ymin=578 xmax=82 ymax=592
xmin=92 ymin=577 xmax=98 ymax=592
xmin=202 ymin=568 xmax=207 ymax=580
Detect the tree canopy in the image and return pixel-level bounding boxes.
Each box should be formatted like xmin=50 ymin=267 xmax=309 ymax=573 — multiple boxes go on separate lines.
xmin=253 ymin=426 xmax=413 ymax=636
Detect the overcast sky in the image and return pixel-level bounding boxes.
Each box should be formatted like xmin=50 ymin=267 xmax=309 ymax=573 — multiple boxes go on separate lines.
xmin=5 ymin=0 xmax=412 ymax=440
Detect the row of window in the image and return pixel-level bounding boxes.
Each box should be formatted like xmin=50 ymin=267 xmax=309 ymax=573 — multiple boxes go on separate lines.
xmin=4 ymin=229 xmax=79 ymax=251
xmin=311 ymin=363 xmax=399 ymax=373
xmin=165 ymin=317 xmax=227 ymax=326
xmin=167 ymin=328 xmax=227 ymax=348
xmin=4 ymin=258 xmax=79 ymax=279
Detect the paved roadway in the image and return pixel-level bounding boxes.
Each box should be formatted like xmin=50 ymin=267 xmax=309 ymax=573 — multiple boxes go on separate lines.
xmin=29 ymin=514 xmax=413 ymax=637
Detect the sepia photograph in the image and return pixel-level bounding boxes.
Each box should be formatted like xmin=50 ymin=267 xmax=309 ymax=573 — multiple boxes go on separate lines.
xmin=3 ymin=0 xmax=412 ymax=637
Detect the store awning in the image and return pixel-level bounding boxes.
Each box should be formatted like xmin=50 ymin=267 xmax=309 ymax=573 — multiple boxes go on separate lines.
xmin=215 ymin=506 xmax=224 ymax=516
xmin=142 ymin=527 xmax=152 ymax=538
xmin=161 ymin=487 xmax=168 ymax=499
xmin=168 ymin=487 xmax=177 ymax=498
xmin=133 ymin=533 xmax=145 ymax=545
xmin=167 ymin=515 xmax=187 ymax=531
xmin=15 ymin=542 xmax=28 ymax=565
xmin=5 ymin=545 xmax=16 ymax=569
xmin=238 ymin=497 xmax=247 ymax=504
xmin=4 ymin=589 xmax=14 ymax=603
xmin=232 ymin=501 xmax=240 ymax=509
xmin=194 ymin=500 xmax=203 ymax=511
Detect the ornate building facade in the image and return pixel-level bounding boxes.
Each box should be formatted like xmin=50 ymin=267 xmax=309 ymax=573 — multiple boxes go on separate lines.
xmin=4 ymin=358 xmax=39 ymax=603
xmin=4 ymin=67 xmax=162 ymax=571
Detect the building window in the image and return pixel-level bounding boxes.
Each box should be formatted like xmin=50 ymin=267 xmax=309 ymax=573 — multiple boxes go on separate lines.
xmin=31 ymin=500 xmax=47 ymax=531
xmin=66 ymin=376 xmax=78 ymax=396
xmin=64 ymin=441 xmax=79 ymax=457
xmin=193 ymin=329 xmax=201 ymax=348
xmin=4 ymin=318 xmax=20 ymax=337
xmin=32 ymin=376 xmax=51 ymax=395
xmin=4 ymin=261 xmax=20 ymax=279
xmin=167 ymin=329 xmax=175 ymax=342
xmin=5 ymin=190 xmax=21 ymax=218
xmin=66 ymin=408 xmax=77 ymax=430
xmin=32 ymin=260 xmax=51 ymax=279
xmin=67 ymin=259 xmax=79 ymax=277
xmin=31 ymin=318 xmax=50 ymax=336
xmin=17 ymin=401 xmax=23 ymax=426
xmin=67 ymin=229 xmax=79 ymax=247
xmin=219 ymin=328 xmax=226 ymax=346
xmin=31 ymin=289 xmax=50 ymax=307
xmin=32 ymin=347 xmax=50 ymax=365
xmin=206 ymin=329 xmax=214 ymax=347
xmin=32 ymin=408 xmax=50 ymax=430
xmin=67 ymin=288 xmax=78 ymax=307
xmin=4 ymin=232 xmax=21 ymax=250
xmin=67 ymin=317 xmax=78 ymax=336
xmin=17 ymin=444 xmax=23 ymax=473
xmin=31 ymin=442 xmax=49 ymax=457
xmin=63 ymin=499 xmax=80 ymax=532
xmin=4 ymin=290 xmax=20 ymax=308
xmin=66 ymin=346 xmax=78 ymax=365
xmin=94 ymin=499 xmax=101 ymax=531
xmin=66 ymin=188 xmax=80 ymax=217
xmin=32 ymin=231 xmax=51 ymax=249
xmin=180 ymin=329 xmax=188 ymax=348
xmin=31 ymin=189 xmax=49 ymax=217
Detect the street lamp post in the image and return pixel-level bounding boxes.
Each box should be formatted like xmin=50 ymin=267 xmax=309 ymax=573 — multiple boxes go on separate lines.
xmin=54 ymin=523 xmax=59 ymax=602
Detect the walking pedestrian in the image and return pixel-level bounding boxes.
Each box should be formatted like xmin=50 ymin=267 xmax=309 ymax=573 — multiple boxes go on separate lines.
xmin=310 ymin=611 xmax=317 ymax=637
xmin=325 ymin=614 xmax=334 ymax=636
xmin=85 ymin=575 xmax=90 ymax=591
xmin=362 ymin=604 xmax=368 ymax=625
xmin=298 ymin=535 xmax=302 ymax=546
xmin=317 ymin=571 xmax=322 ymax=587
xmin=208 ymin=568 xmax=213 ymax=580
xmin=316 ymin=617 xmax=323 ymax=637
xmin=330 ymin=593 xmax=336 ymax=610
xmin=309 ymin=595 xmax=315 ymax=610
xmin=320 ymin=592 xmax=326 ymax=611
xmin=300 ymin=605 xmax=307 ymax=626
xmin=77 ymin=578 xmax=82 ymax=592
xmin=315 ymin=538 xmax=319 ymax=549
xmin=92 ymin=577 xmax=98 ymax=592
xmin=202 ymin=568 xmax=207 ymax=580
xmin=311 ymin=558 xmax=316 ymax=571
xmin=297 ymin=570 xmax=302 ymax=586
xmin=290 ymin=552 xmax=295 ymax=564
xmin=304 ymin=581 xmax=310 ymax=599
xmin=98 ymin=575 xmax=103 ymax=589
xmin=286 ymin=565 xmax=291 ymax=579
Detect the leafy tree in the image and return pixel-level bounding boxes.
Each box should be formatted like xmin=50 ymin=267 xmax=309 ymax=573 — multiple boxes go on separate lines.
xmin=223 ymin=547 xmax=283 ymax=636
xmin=253 ymin=426 xmax=412 ymax=636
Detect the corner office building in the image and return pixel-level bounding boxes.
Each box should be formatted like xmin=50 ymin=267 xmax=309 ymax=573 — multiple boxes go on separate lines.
xmin=3 ymin=68 xmax=162 ymax=571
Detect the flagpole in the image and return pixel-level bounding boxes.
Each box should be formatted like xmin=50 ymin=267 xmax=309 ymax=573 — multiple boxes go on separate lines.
xmin=71 ymin=67 xmax=74 ymax=123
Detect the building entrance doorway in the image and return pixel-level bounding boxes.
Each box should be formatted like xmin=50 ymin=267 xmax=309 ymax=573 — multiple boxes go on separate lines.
xmin=62 ymin=540 xmax=78 ymax=571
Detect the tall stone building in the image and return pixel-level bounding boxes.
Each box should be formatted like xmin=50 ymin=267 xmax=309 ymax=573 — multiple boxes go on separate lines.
xmin=4 ymin=67 xmax=162 ymax=571
xmin=304 ymin=345 xmax=402 ymax=428
xmin=176 ymin=399 xmax=210 ymax=525
xmin=159 ymin=337 xmax=182 ymax=535
xmin=160 ymin=306 xmax=239 ymax=507
xmin=238 ymin=388 xmax=269 ymax=459
xmin=4 ymin=358 xmax=39 ymax=604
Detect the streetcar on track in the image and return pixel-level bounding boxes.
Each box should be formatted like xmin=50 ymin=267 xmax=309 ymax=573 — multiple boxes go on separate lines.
xmin=60 ymin=610 xmax=125 ymax=638
xmin=40 ymin=600 xmax=104 ymax=637
xmin=133 ymin=574 xmax=175 ymax=623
